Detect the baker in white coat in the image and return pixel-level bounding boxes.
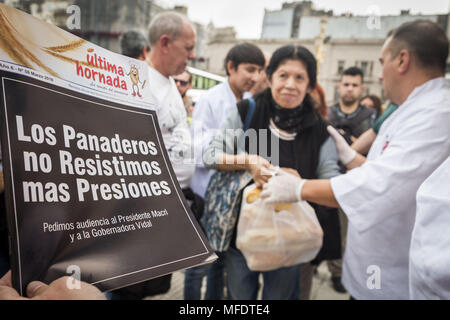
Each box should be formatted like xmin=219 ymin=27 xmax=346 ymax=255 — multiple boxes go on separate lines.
xmin=409 ymin=157 xmax=450 ymax=299
xmin=260 ymin=20 xmax=450 ymax=299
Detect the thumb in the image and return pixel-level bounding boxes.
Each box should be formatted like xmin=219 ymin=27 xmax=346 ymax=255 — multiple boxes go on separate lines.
xmin=327 ymin=125 xmax=350 ymax=149
xmin=327 ymin=125 xmax=341 ymax=140
xmin=26 ymin=281 xmax=48 ymax=298
xmin=0 ymin=285 xmax=26 ymax=300
xmin=260 ymin=166 xmax=275 ymax=176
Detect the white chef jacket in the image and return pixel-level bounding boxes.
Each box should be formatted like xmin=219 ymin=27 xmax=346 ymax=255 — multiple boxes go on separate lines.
xmin=190 ymin=79 xmax=239 ymax=197
xmin=147 ymin=66 xmax=195 ymax=189
xmin=409 ymin=157 xmax=450 ymax=299
xmin=330 ymin=77 xmax=450 ymax=299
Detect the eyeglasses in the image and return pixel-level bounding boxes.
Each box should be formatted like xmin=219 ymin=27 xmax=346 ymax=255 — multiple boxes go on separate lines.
xmin=174 ymin=79 xmax=189 ymax=86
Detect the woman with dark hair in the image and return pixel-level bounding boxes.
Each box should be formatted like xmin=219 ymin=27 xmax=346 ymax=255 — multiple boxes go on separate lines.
xmin=202 ymin=45 xmax=341 ymax=300
xmin=360 ymin=94 xmax=382 ymax=117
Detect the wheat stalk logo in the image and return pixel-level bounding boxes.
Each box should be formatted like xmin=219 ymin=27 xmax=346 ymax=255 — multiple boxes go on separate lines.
xmin=0 ymin=5 xmax=88 ymax=77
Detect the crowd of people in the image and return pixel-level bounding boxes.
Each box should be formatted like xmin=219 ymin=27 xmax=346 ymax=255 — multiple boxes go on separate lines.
xmin=0 ymin=11 xmax=449 ymax=300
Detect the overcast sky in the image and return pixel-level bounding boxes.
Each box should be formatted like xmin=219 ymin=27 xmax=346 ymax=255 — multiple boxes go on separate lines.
xmin=156 ymin=0 xmax=450 ymax=38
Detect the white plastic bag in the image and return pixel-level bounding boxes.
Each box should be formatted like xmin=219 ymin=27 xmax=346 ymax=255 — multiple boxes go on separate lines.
xmin=236 ymin=184 xmax=323 ymax=271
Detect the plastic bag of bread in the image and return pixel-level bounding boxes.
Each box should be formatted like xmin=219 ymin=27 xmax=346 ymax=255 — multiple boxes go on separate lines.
xmin=236 ymin=184 xmax=323 ymax=271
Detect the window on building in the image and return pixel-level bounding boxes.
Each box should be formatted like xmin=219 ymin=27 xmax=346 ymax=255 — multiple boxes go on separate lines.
xmin=333 ymin=85 xmax=339 ymax=103
xmin=361 ymin=61 xmax=368 ymax=77
xmin=356 ymin=61 xmax=374 ymax=77
xmin=369 ymin=61 xmax=374 ymax=77
xmin=337 ymin=60 xmax=345 ymax=76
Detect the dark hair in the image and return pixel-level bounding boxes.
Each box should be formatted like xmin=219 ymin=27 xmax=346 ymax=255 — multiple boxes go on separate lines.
xmin=360 ymin=94 xmax=382 ymax=116
xmin=388 ymin=20 xmax=449 ymax=72
xmin=224 ymin=42 xmax=265 ymax=76
xmin=342 ymin=66 xmax=364 ymax=82
xmin=120 ymin=30 xmax=150 ymax=59
xmin=266 ymin=45 xmax=317 ymax=89
xmin=310 ymin=83 xmax=328 ymax=119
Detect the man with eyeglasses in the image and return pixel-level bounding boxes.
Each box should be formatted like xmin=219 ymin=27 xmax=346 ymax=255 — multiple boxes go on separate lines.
xmin=173 ymin=71 xmax=194 ymax=125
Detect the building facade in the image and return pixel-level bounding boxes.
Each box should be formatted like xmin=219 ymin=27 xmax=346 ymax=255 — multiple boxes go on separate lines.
xmin=206 ymin=3 xmax=450 ymax=106
xmin=261 ymin=0 xmax=332 ymax=39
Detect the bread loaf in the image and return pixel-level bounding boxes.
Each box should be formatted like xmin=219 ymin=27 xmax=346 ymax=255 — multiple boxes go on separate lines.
xmin=246 ymin=187 xmax=262 ymax=204
xmin=245 ymin=187 xmax=293 ymax=212
xmin=274 ymin=202 xmax=292 ymax=212
xmin=238 ymin=226 xmax=322 ymax=251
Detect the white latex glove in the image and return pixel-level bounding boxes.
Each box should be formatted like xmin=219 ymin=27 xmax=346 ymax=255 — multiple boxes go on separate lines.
xmin=327 ymin=125 xmax=356 ymax=165
xmin=260 ymin=170 xmax=307 ymax=203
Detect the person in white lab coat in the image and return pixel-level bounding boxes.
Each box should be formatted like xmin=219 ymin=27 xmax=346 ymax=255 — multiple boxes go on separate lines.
xmin=409 ymin=157 xmax=450 ymax=299
xmin=260 ymin=20 xmax=450 ymax=299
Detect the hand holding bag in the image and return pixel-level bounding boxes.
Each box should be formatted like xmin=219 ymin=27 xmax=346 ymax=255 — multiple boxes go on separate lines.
xmin=236 ymin=184 xmax=323 ymax=271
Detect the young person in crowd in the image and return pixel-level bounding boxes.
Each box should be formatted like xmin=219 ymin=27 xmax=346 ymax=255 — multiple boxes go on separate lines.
xmin=186 ymin=42 xmax=265 ymax=300
xmin=360 ymin=94 xmax=382 ymax=118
